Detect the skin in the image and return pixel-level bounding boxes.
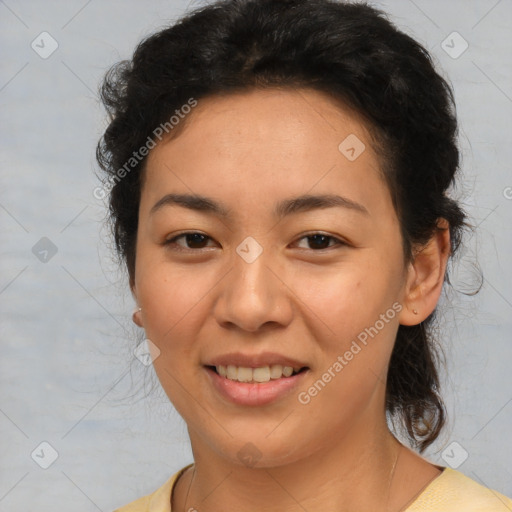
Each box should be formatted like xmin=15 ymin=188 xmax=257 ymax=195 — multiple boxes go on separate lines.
xmin=131 ymin=88 xmax=451 ymax=511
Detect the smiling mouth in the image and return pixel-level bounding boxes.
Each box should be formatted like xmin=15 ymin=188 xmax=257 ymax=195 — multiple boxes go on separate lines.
xmin=207 ymin=365 xmax=308 ymax=383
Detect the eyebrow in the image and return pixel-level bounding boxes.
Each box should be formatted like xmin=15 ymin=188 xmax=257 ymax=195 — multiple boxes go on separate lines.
xmin=149 ymin=192 xmax=369 ymax=219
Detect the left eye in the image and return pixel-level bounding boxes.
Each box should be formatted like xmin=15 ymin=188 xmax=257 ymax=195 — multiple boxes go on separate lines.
xmin=164 ymin=232 xmax=345 ymax=251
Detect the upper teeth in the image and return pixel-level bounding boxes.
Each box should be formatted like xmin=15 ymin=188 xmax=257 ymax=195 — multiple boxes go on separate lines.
xmin=215 ymin=365 xmax=298 ymax=383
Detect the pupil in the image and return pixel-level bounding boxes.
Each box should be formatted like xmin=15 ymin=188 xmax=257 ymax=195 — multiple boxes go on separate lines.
xmin=309 ymin=235 xmax=329 ymax=249
xmin=187 ymin=233 xmax=206 ymax=248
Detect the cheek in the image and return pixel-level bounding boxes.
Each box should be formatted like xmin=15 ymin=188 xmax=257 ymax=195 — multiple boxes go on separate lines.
xmin=136 ymin=260 xmax=211 ymax=345
xmin=136 ymin=262 xmax=210 ymax=405
xmin=292 ymin=260 xmax=397 ymax=342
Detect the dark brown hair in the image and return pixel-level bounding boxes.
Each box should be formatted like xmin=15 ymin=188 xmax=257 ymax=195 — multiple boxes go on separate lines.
xmin=96 ymin=0 xmax=468 ymax=452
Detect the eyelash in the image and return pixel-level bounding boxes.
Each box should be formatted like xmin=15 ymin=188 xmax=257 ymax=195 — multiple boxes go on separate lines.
xmin=164 ymin=231 xmax=347 ymax=252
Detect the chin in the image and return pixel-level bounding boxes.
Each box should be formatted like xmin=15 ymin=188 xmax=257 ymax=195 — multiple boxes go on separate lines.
xmin=207 ymin=428 xmax=315 ymax=470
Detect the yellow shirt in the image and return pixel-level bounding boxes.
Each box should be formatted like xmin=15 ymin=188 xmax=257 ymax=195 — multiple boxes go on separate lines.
xmin=114 ymin=464 xmax=512 ymax=511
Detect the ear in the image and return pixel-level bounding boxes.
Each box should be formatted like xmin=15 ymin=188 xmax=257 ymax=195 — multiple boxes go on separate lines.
xmin=399 ymin=219 xmax=451 ymax=326
xmin=130 ymin=281 xmax=144 ymax=328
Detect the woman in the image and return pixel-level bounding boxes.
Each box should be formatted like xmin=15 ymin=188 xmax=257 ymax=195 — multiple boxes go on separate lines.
xmin=96 ymin=0 xmax=512 ymax=510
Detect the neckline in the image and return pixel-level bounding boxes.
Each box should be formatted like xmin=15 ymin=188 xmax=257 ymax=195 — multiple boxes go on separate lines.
xmin=401 ymin=465 xmax=449 ymax=511
xmin=169 ymin=464 xmax=450 ymax=511
xmin=170 ymin=463 xmax=195 ymax=510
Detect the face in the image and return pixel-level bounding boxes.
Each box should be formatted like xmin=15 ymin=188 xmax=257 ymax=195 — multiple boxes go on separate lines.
xmin=133 ymin=88 xmax=412 ymax=467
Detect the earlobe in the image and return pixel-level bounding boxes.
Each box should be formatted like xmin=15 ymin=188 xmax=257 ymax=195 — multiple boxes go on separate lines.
xmin=130 ymin=280 xmax=143 ymax=327
xmin=132 ymin=307 xmax=143 ymax=327
xmin=399 ymin=219 xmax=451 ymax=326
xmin=130 ymin=276 xmax=143 ymax=327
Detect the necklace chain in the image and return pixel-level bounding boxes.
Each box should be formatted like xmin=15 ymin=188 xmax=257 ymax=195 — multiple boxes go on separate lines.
xmin=385 ymin=442 xmax=403 ymax=512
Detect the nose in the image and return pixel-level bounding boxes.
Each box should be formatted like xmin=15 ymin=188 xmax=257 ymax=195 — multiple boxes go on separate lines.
xmin=212 ymin=245 xmax=294 ymax=333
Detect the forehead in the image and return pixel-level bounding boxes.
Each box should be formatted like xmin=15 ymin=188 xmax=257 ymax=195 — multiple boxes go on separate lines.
xmin=158 ymin=87 xmax=373 ymax=155
xmin=142 ymin=88 xmax=389 ymax=218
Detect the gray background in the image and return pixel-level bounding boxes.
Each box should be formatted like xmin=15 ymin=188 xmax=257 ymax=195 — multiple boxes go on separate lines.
xmin=0 ymin=0 xmax=511 ymax=510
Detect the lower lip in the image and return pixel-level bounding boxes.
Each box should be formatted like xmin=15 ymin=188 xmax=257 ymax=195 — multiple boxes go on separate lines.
xmin=205 ymin=366 xmax=309 ymax=406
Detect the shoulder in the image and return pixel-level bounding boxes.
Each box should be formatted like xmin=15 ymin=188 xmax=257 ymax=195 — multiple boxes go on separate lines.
xmin=113 ymin=465 xmax=193 ymax=512
xmin=406 ymin=467 xmax=512 ymax=512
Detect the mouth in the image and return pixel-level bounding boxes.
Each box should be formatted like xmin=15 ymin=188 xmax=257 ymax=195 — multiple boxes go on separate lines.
xmin=205 ymin=364 xmax=309 ymax=406
xmin=203 ymin=352 xmax=310 ymax=406
xmin=206 ymin=364 xmax=308 ymax=383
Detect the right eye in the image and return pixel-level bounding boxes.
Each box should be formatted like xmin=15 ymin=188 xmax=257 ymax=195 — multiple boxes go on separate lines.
xmin=164 ymin=232 xmax=217 ymax=251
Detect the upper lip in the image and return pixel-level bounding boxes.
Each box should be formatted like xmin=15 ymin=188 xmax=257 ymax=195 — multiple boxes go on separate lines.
xmin=205 ymin=352 xmax=308 ymax=369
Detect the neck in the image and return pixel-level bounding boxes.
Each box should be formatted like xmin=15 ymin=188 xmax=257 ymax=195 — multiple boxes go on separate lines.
xmin=173 ymin=412 xmax=418 ymax=512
